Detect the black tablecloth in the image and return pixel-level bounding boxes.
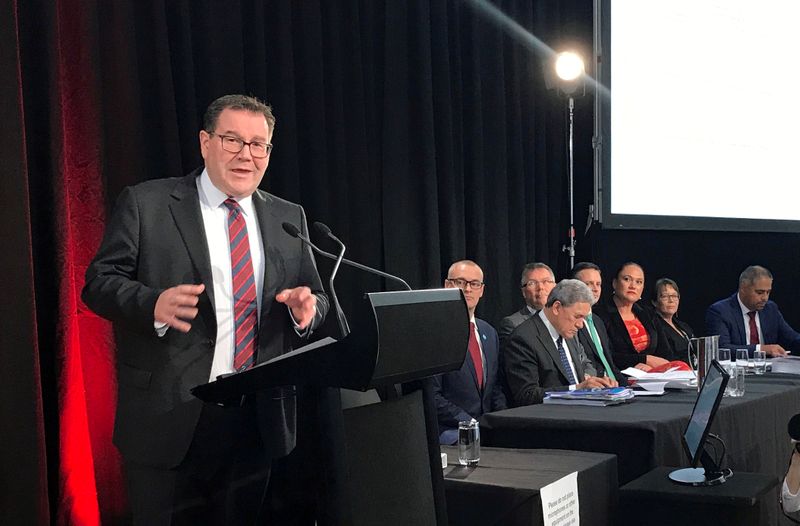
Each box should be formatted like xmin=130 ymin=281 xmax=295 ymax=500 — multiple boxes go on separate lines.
xmin=619 ymin=466 xmax=779 ymax=526
xmin=481 ymin=374 xmax=800 ymax=524
xmin=441 ymin=446 xmax=617 ymax=526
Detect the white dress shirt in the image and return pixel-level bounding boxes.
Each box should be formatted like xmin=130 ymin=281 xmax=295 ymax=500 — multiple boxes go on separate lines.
xmin=198 ymin=170 xmax=266 ymax=381
xmin=539 ymin=310 xmax=579 ymax=389
xmin=737 ymin=294 xmax=763 ymax=351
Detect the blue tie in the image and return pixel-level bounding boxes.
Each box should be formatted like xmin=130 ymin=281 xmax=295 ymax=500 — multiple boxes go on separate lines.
xmin=557 ymin=337 xmax=577 ymax=384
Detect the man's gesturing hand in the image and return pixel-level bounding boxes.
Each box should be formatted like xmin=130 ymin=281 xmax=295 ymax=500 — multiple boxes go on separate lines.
xmin=276 ymin=286 xmax=317 ymax=330
xmin=154 ymin=284 xmax=205 ymax=333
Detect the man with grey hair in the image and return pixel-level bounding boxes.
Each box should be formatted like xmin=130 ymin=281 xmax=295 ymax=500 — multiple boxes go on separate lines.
xmin=706 ymin=265 xmax=799 ymax=357
xmin=504 ymin=279 xmax=617 ymax=406
xmin=498 ymin=262 xmax=556 ymax=347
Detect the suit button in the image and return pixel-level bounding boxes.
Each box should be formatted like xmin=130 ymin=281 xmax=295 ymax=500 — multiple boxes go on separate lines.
xmin=207 ymin=339 xmax=215 ymax=347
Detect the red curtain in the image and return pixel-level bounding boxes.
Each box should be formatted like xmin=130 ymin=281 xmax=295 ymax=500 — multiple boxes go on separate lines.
xmin=50 ymin=0 xmax=125 ymax=523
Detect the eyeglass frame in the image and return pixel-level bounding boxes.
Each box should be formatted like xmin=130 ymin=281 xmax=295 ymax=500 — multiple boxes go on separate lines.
xmin=208 ymin=131 xmax=273 ymax=158
xmin=522 ymin=279 xmax=555 ymax=289
xmin=445 ymin=277 xmax=485 ymax=290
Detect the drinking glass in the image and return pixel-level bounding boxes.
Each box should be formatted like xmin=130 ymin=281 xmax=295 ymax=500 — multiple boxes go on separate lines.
xmin=458 ymin=419 xmax=480 ymax=466
xmin=753 ymin=350 xmax=767 ymax=375
xmin=718 ymin=349 xmax=734 ymax=397
xmin=736 ymin=349 xmax=752 ymax=374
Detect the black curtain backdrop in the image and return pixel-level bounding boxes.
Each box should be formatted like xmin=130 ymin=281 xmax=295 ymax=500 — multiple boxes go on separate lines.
xmin=4 ymin=0 xmax=800 ymax=523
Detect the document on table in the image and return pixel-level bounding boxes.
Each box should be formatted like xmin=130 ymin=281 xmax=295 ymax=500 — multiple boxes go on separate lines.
xmin=630 ymin=381 xmax=667 ymax=396
xmin=622 ymin=368 xmax=696 ymax=390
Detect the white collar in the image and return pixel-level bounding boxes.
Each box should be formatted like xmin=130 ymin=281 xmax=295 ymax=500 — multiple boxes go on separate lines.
xmin=538 ymin=309 xmax=562 ymax=343
xmin=199 ymin=168 xmax=254 ymax=215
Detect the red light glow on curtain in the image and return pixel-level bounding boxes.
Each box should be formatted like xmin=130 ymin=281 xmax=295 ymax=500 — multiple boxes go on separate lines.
xmin=53 ymin=0 xmax=125 ymax=523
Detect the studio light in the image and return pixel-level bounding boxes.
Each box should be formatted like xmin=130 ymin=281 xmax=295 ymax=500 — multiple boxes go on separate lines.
xmin=543 ymin=49 xmax=588 ymax=269
xmin=545 ymin=50 xmax=586 ymax=96
xmin=554 ymin=52 xmax=585 ymax=82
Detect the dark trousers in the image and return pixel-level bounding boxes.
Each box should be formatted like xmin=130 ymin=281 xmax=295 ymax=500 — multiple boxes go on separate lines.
xmin=125 ymin=401 xmax=271 ymax=526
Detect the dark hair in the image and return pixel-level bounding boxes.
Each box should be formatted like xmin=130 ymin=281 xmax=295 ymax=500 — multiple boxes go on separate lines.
xmin=614 ymin=261 xmax=644 ymax=280
xmin=203 ymin=94 xmax=276 ymax=134
xmin=520 ymin=262 xmax=554 ymax=286
xmin=652 ymin=277 xmax=680 ymax=300
xmin=571 ymin=262 xmax=601 ymax=278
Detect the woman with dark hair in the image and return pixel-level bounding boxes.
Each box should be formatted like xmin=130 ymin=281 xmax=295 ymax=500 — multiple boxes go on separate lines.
xmin=651 ymin=278 xmax=695 ymax=360
xmin=594 ymin=262 xmax=675 ymax=371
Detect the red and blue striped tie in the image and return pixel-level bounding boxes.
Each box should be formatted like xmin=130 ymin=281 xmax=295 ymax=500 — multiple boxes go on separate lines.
xmin=224 ymin=198 xmax=258 ymax=371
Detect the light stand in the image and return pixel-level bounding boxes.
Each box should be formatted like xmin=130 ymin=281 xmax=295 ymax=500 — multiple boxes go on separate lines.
xmin=544 ymin=51 xmax=586 ymax=270
xmin=565 ymin=95 xmax=577 ymax=270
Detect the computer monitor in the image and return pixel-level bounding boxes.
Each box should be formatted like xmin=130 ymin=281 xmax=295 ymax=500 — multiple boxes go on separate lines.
xmin=669 ymin=359 xmax=730 ymax=486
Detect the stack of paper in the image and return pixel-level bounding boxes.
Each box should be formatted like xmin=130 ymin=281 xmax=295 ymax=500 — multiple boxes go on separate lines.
xmin=543 ymin=387 xmax=635 ymax=406
xmin=622 ymin=367 xmax=697 ymax=390
xmin=770 ymin=357 xmax=799 ymax=374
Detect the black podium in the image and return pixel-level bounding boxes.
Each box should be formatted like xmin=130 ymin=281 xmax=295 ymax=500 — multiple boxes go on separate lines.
xmin=192 ymin=288 xmax=468 ymax=525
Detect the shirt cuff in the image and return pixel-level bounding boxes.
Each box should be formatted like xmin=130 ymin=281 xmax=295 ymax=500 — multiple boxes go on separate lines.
xmin=783 ymin=479 xmax=800 ymax=513
xmin=288 ymin=304 xmax=317 ymax=337
xmin=154 ymin=321 xmax=168 ymax=337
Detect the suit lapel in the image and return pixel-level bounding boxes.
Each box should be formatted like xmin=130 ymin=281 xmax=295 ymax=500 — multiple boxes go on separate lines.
xmin=252 ymin=190 xmax=283 ymax=321
xmin=168 ymin=174 xmax=216 ymax=315
xmin=534 ymin=316 xmax=570 ymax=381
xmin=730 ymin=295 xmax=747 ymax=343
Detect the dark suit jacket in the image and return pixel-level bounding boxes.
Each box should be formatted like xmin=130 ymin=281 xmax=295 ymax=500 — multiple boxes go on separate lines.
xmin=653 ymin=315 xmax=694 ymax=361
xmin=705 ymin=293 xmax=800 ymax=355
xmin=81 ymin=170 xmax=329 ymax=468
xmin=503 ymin=313 xmax=597 ymax=406
xmin=593 ymin=299 xmax=674 ymax=370
xmin=432 ymin=318 xmax=507 ymax=443
xmin=498 ymin=306 xmax=535 ymax=348
xmin=577 ymin=314 xmax=625 ymax=383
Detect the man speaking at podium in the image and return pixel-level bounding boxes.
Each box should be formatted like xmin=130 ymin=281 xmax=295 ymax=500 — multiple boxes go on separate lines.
xmin=82 ymin=94 xmax=328 ymax=525
xmin=433 ymin=260 xmax=507 ymax=444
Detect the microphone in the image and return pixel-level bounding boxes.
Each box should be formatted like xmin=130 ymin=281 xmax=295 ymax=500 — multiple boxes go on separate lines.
xmin=282 ymin=222 xmax=349 ymax=338
xmin=282 ymin=222 xmax=412 ymax=291
xmin=789 ymin=414 xmax=800 ymax=442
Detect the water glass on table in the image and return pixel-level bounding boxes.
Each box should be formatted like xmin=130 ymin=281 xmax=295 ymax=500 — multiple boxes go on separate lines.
xmin=736 ymin=349 xmax=753 ymax=374
xmin=753 ymin=349 xmax=767 ymax=375
xmin=718 ymin=349 xmax=734 ymax=397
xmin=730 ymin=362 xmax=745 ymax=397
xmin=458 ymin=419 xmax=480 ymax=466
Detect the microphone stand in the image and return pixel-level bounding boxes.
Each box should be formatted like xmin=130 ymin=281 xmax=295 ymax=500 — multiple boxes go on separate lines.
xmin=319 ymin=225 xmax=350 ymax=338
xmin=281 ymin=222 xmax=412 ymax=291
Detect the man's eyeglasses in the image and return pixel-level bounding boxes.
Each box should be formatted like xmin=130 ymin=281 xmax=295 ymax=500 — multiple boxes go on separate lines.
xmin=209 ymin=132 xmax=273 ymax=158
xmin=446 ymin=278 xmax=484 ymax=290
xmin=523 ymin=279 xmax=555 ymax=289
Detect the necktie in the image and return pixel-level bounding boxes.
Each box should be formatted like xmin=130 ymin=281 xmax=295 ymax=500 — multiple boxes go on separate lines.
xmin=224 ymin=199 xmax=258 ymax=371
xmin=468 ymin=322 xmax=484 ymax=389
xmin=557 ymin=336 xmax=577 ymax=385
xmin=748 ymin=311 xmax=760 ymax=345
xmin=586 ymin=314 xmax=616 ymax=381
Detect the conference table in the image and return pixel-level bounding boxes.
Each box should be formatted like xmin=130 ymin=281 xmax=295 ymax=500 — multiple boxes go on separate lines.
xmin=481 ymin=374 xmax=800 ymax=525
xmin=441 ymin=446 xmax=617 ymax=526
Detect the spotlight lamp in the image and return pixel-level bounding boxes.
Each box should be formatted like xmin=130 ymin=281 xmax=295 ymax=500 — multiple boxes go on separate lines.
xmin=544 ymin=50 xmax=586 ymax=96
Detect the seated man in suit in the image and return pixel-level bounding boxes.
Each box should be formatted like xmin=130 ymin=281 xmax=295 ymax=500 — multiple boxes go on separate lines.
xmin=571 ymin=262 xmax=625 ymax=383
xmin=498 ymin=262 xmax=556 ymax=347
xmin=504 ymin=279 xmax=617 ymax=406
xmin=706 ymin=265 xmax=798 ymax=357
xmin=433 ymin=260 xmax=507 ymax=444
